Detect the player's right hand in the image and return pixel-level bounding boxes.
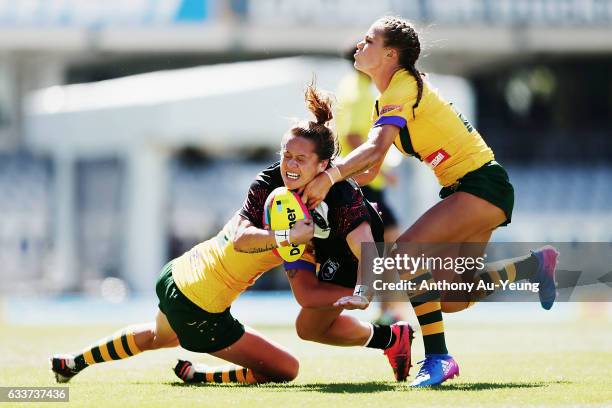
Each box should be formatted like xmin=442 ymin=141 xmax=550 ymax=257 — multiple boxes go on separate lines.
xmin=290 ymin=219 xmax=314 ymax=245
xmin=333 ymin=295 xmax=370 ymax=310
xmin=301 ymin=172 xmax=333 ymax=209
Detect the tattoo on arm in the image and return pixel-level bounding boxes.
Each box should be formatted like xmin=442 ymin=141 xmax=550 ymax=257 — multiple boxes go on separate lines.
xmin=240 ymin=243 xmax=277 ymax=253
xmin=286 ymin=269 xmax=299 ymax=279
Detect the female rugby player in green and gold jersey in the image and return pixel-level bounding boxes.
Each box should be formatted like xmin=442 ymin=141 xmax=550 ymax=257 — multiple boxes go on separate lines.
xmin=301 ymin=16 xmax=559 ymax=387
xmin=50 ymin=83 xmax=414 ymax=385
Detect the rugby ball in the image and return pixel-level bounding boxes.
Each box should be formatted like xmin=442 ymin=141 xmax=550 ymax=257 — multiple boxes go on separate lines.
xmin=263 ymin=187 xmax=310 ymax=262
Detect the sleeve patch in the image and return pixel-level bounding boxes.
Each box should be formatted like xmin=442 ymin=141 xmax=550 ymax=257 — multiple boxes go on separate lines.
xmin=380 ymin=104 xmax=402 ymax=114
xmin=373 ymin=115 xmax=407 ymax=129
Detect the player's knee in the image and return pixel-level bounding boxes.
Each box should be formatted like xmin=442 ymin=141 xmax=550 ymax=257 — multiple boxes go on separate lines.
xmin=439 ymin=290 xmax=471 ymax=313
xmin=135 ymin=328 xmax=157 ymax=351
xmin=295 ymin=316 xmax=311 ymax=340
xmin=149 ymin=330 xmax=178 ymax=350
xmin=440 ymin=301 xmax=469 ymax=313
xmin=274 ymin=355 xmax=299 ymax=382
xmin=295 ymin=323 xmax=314 ymax=341
xmin=295 ymin=319 xmax=326 ymax=342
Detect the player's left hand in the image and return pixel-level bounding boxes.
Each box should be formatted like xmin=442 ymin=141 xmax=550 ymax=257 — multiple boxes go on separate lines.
xmin=301 ymin=172 xmax=333 ymax=209
xmin=333 ymin=295 xmax=370 ymax=310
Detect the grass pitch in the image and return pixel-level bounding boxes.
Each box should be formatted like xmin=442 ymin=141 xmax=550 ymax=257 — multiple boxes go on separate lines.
xmin=1 ymin=320 xmax=611 ymax=407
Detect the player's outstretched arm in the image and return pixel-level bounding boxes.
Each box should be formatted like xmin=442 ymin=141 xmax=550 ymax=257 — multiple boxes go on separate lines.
xmin=233 ymin=216 xmax=313 ymax=254
xmin=351 ymin=159 xmax=384 ymax=187
xmin=233 ymin=216 xmax=279 ymax=253
xmin=334 ymin=221 xmax=375 ymax=310
xmin=301 ymin=124 xmax=398 ymax=209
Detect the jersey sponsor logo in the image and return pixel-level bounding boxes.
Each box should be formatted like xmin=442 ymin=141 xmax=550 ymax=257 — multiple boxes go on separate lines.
xmin=319 ymin=259 xmax=340 ymax=281
xmin=425 ymin=149 xmax=450 ymax=169
xmin=380 ymin=104 xmax=402 ymax=115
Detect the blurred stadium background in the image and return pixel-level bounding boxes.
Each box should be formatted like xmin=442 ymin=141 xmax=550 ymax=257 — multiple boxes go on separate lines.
xmin=0 ymin=0 xmax=611 ymax=325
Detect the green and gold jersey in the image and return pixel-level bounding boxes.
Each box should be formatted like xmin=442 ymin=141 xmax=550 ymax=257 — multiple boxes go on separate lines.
xmin=372 ymin=69 xmax=494 ymax=187
xmin=171 ymin=214 xmax=282 ymax=313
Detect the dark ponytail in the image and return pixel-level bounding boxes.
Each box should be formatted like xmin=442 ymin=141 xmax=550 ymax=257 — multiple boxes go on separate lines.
xmin=284 ymin=81 xmax=339 ymax=162
xmin=405 ymin=65 xmax=424 ymax=119
xmin=305 ymin=82 xmax=333 ymax=126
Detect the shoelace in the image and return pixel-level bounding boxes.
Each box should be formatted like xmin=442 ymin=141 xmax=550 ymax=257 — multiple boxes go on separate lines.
xmin=414 ymin=358 xmax=438 ymax=378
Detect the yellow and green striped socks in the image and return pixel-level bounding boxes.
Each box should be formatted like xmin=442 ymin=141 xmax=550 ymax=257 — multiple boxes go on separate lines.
xmin=176 ymin=360 xmax=257 ymax=384
xmin=470 ymin=254 xmax=538 ymax=302
xmin=73 ymin=328 xmax=141 ymax=371
xmin=405 ymin=268 xmax=448 ymax=355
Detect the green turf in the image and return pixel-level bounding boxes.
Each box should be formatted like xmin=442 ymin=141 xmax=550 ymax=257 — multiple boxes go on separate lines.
xmin=1 ymin=320 xmax=611 ymax=407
